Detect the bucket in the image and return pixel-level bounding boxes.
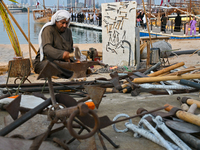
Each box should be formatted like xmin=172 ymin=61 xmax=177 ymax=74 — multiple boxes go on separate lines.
xmin=150 ymin=48 xmax=160 ymax=65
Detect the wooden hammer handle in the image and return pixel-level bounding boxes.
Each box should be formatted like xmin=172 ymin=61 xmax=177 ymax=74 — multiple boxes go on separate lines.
xmin=165 ymin=104 xmax=200 ymax=126
xmin=187 ymin=99 xmax=200 ymax=108
xmin=176 ymin=110 xmax=200 ymax=126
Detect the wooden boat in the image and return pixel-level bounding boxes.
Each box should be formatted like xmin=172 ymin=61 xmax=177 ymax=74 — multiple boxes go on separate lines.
xmin=33 ymin=8 xmax=52 ymax=23
xmin=33 ymin=0 xmax=53 ymax=24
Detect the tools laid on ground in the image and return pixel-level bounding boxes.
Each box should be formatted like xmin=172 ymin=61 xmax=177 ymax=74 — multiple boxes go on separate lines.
xmin=112 ymin=100 xmax=200 ymax=150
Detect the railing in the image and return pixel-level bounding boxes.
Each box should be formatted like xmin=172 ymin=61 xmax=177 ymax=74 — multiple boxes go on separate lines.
xmin=71 ymin=17 xmax=101 ymax=27
xmin=136 ymin=19 xmax=200 ymax=36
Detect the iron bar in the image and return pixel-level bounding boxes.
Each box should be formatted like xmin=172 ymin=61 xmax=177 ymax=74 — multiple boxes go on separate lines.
xmin=0 ymin=98 xmax=51 ymax=136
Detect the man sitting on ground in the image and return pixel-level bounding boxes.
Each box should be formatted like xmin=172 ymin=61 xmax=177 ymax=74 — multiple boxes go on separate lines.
xmin=33 ymin=10 xmax=75 ymax=78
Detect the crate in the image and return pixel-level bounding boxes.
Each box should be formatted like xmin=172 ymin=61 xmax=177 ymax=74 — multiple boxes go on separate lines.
xmin=8 ymin=58 xmax=30 ymax=77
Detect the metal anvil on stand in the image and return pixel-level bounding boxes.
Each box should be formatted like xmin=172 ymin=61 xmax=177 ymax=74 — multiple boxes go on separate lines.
xmin=54 ymin=60 xmax=107 ymax=78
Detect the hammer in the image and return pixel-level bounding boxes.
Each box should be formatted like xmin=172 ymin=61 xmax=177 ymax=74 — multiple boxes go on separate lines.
xmin=165 ymin=104 xmax=200 ymax=127
xmin=178 ymin=96 xmax=200 ymax=108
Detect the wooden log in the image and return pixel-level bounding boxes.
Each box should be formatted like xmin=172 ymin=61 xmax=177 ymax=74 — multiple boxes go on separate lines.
xmin=148 ymin=62 xmax=185 ymax=77
xmin=133 ymin=74 xmax=200 ymax=83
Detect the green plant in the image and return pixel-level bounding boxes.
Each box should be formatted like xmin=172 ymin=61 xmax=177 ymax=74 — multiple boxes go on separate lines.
xmin=0 ymin=0 xmax=22 ymax=57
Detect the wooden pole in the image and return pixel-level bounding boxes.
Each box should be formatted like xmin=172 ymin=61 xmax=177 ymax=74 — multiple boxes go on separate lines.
xmin=133 ymin=74 xmax=200 ymax=83
xmin=28 ymin=7 xmax=33 ymax=69
xmin=189 ymin=0 xmax=191 ymax=21
xmin=84 ymin=0 xmax=86 ymax=8
xmin=146 ymin=41 xmax=150 ymax=68
xmin=43 ymin=0 xmax=46 ymax=9
xmin=142 ymin=0 xmax=153 ymax=48
xmin=1 ymin=1 xmax=37 ymax=54
xmin=148 ymin=62 xmax=185 ymax=77
xmin=93 ymin=0 xmax=95 ymax=14
xmin=57 ymin=0 xmax=59 ymax=11
xmin=150 ymin=0 xmax=151 ymax=19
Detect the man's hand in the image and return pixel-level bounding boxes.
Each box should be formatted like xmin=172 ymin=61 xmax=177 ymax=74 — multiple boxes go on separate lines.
xmin=63 ymin=51 xmax=70 ymax=62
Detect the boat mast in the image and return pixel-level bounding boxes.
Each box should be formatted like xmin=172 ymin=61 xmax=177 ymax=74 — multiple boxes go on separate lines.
xmin=189 ymin=0 xmax=191 ymax=21
xmin=93 ymin=0 xmax=95 ymax=14
xmin=57 ymin=0 xmax=59 ymax=11
xmin=43 ymin=0 xmax=46 ymax=9
xmin=43 ymin=0 xmax=46 ymax=16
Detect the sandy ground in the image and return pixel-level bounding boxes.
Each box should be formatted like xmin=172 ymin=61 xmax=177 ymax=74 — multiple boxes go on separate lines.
xmin=0 ymin=39 xmax=200 ymax=149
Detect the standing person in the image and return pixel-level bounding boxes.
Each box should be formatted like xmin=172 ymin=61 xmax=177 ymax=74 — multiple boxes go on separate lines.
xmin=140 ymin=11 xmax=144 ymax=28
xmin=185 ymin=22 xmax=189 ymax=36
xmin=93 ymin=13 xmax=97 ymax=23
xmin=98 ymin=13 xmax=102 ymax=26
xmin=143 ymin=14 xmax=147 ymax=29
xmin=33 ymin=10 xmax=75 ymax=79
xmin=166 ymin=17 xmax=171 ymax=31
xmin=90 ymin=14 xmax=93 ymax=22
xmin=85 ymin=11 xmax=88 ymax=23
xmin=136 ymin=13 xmax=141 ymax=27
xmin=161 ymin=14 xmax=167 ymax=33
xmin=190 ymin=17 xmax=197 ymax=36
xmin=174 ymin=13 xmax=182 ymax=32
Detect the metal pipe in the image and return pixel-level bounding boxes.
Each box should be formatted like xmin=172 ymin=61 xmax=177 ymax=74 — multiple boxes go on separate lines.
xmin=173 ymin=130 xmax=200 ymax=150
xmin=0 ymin=81 xmax=93 ymax=88
xmin=170 ymin=50 xmax=197 ymax=56
xmin=122 ymin=40 xmax=131 ymax=66
xmin=139 ymin=83 xmax=194 ymax=90
xmin=180 ymin=79 xmax=200 ymax=90
xmin=166 ymin=81 xmax=194 ymax=90
xmin=0 ymin=98 xmax=51 ymax=136
xmin=144 ymin=62 xmax=161 ymax=75
xmin=125 ymin=123 xmax=181 ymax=150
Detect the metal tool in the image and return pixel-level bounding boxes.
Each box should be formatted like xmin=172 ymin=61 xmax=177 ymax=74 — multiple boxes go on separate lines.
xmin=152 ymin=115 xmax=192 ymax=150
xmin=78 ymin=85 xmax=105 ymax=109
xmin=112 ymin=113 xmax=182 ymax=150
xmin=54 ymin=60 xmax=107 ymax=78
xmin=178 ymin=96 xmax=200 ymax=108
xmin=165 ymin=104 xmax=200 ymax=126
xmin=137 ymin=107 xmax=200 ymax=134
xmin=129 ymin=7 xmax=135 ymax=12
xmin=165 ymin=120 xmax=200 ymax=134
xmin=125 ymin=122 xmax=180 ymax=150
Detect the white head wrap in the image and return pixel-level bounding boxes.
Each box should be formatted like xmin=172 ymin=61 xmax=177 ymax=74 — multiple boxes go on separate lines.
xmin=38 ymin=10 xmax=71 ymax=61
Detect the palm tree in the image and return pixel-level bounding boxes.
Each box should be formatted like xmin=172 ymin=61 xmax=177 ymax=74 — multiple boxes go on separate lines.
xmin=0 ymin=0 xmax=22 ymax=57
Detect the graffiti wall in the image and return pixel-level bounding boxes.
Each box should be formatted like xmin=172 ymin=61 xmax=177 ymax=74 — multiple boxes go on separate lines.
xmin=102 ymin=1 xmax=137 ymax=66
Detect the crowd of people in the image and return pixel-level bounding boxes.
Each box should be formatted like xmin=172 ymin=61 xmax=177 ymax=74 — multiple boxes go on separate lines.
xmin=70 ymin=12 xmax=102 ymax=26
xmin=136 ymin=10 xmax=149 ymax=30
xmin=136 ymin=10 xmax=197 ymax=36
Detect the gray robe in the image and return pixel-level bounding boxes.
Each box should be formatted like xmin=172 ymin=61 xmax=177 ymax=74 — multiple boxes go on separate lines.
xmin=33 ymin=25 xmax=74 ymax=78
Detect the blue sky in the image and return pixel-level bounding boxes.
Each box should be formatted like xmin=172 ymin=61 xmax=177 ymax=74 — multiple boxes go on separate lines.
xmin=4 ymin=0 xmax=116 ymax=5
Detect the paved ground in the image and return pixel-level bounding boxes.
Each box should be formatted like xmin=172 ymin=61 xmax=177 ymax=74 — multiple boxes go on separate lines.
xmin=0 ymin=70 xmax=200 ymax=149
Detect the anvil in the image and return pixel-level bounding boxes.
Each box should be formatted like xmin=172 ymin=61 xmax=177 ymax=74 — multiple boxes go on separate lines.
xmin=54 ymin=61 xmax=107 ymax=78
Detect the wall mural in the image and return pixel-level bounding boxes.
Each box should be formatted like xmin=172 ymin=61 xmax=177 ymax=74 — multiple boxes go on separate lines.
xmin=102 ymin=1 xmax=136 ymax=66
